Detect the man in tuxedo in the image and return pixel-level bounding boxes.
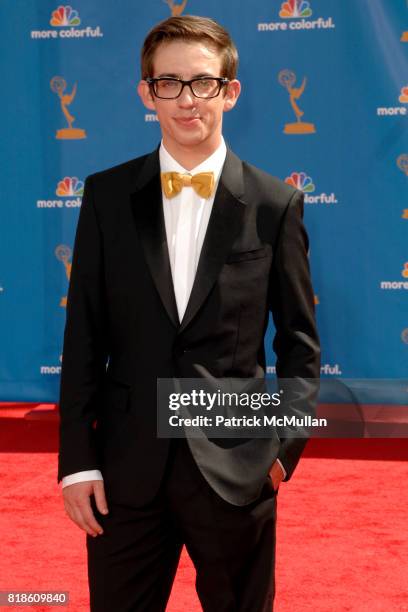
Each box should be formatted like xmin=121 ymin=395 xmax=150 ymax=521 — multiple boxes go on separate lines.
xmin=58 ymin=15 xmax=320 ymax=612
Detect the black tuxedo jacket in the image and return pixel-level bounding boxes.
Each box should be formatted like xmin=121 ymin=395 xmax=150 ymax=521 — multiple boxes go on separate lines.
xmin=58 ymin=147 xmax=320 ymax=506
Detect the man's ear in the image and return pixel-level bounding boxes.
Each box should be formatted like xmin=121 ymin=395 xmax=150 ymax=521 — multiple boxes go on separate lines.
xmin=137 ymin=80 xmax=156 ymax=111
xmin=223 ymin=79 xmax=241 ymax=112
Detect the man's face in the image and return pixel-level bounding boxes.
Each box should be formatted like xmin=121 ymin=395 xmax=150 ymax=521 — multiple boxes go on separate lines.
xmin=138 ymin=40 xmax=240 ymax=157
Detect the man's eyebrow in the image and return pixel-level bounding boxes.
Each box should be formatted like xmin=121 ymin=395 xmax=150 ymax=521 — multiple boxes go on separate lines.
xmin=155 ymin=72 xmax=218 ymax=79
xmin=191 ymin=73 xmax=218 ymax=78
xmin=156 ymin=73 xmax=182 ymax=79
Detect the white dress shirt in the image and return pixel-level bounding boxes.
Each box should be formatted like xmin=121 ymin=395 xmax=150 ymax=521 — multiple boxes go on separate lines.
xmin=61 ymin=138 xmax=286 ymax=487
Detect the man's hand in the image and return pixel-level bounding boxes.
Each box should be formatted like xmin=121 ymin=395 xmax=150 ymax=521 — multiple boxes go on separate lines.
xmin=269 ymin=460 xmax=285 ymax=492
xmin=62 ymin=480 xmax=109 ymax=537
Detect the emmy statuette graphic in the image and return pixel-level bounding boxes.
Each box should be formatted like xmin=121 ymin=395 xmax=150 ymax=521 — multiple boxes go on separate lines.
xmin=397 ymin=154 xmax=408 ymax=176
xmin=279 ymin=70 xmax=316 ymax=134
xmin=50 ymin=76 xmax=87 ymax=140
xmin=55 ymin=245 xmax=72 ymax=307
xmin=402 ymin=0 xmax=408 ymax=41
xmin=164 ymin=0 xmax=188 ymax=16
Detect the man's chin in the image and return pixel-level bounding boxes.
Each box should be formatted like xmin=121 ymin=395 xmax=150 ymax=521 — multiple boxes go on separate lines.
xmin=171 ymin=132 xmax=206 ymax=148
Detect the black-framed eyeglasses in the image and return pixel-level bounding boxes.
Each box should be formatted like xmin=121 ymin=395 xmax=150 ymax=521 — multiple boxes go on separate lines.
xmin=146 ymin=76 xmax=230 ymax=99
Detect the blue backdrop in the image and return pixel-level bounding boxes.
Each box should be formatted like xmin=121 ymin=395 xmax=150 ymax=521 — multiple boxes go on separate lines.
xmin=1 ymin=0 xmax=407 ymax=402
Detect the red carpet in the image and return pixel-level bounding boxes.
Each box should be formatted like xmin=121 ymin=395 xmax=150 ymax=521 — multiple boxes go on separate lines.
xmin=0 ymin=405 xmax=408 ymax=611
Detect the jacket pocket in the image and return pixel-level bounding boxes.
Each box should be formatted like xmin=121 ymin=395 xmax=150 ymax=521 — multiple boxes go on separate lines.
xmin=102 ymin=377 xmax=131 ymax=413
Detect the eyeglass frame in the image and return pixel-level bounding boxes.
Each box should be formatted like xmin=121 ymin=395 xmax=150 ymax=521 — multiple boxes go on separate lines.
xmin=145 ymin=76 xmax=230 ymax=99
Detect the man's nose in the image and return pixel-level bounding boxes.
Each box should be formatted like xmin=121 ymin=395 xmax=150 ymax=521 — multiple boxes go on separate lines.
xmin=177 ymin=85 xmax=195 ymax=106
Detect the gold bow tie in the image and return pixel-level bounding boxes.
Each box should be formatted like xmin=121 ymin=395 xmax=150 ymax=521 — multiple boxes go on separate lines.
xmin=161 ymin=171 xmax=215 ymax=199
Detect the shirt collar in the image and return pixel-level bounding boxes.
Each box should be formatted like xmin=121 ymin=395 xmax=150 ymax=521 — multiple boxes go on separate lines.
xmin=159 ymin=137 xmax=227 ymax=184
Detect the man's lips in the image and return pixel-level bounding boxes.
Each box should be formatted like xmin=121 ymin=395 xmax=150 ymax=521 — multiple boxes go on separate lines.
xmin=174 ymin=116 xmax=201 ymax=126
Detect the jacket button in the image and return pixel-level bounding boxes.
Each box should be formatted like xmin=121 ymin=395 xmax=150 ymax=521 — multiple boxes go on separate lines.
xmin=173 ymin=345 xmax=188 ymax=358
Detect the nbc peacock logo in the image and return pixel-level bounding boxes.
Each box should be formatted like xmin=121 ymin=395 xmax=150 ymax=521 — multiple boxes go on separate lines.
xmin=56 ymin=176 xmax=84 ymax=196
xmin=258 ymin=0 xmax=334 ymax=32
xmin=279 ymin=0 xmax=312 ymax=19
xmin=31 ymin=5 xmax=103 ymax=39
xmin=285 ymin=172 xmax=315 ymax=193
xmin=284 ymin=171 xmax=338 ymax=204
xmin=399 ymin=85 xmax=408 ymax=104
xmin=36 ymin=177 xmax=83 ymax=209
xmin=50 ymin=5 xmax=80 ymax=26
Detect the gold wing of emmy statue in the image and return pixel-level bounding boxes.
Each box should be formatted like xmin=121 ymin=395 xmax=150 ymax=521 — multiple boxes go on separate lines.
xmin=289 ymin=77 xmax=306 ymax=121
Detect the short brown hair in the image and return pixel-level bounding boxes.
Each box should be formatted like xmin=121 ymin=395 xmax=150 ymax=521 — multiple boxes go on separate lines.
xmin=141 ymin=15 xmax=238 ymax=80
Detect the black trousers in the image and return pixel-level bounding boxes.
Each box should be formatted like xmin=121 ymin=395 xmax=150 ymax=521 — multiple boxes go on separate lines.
xmin=87 ymin=439 xmax=278 ymax=612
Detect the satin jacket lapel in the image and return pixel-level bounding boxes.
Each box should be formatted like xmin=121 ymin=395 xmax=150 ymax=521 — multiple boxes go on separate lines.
xmin=130 ymin=149 xmax=180 ymax=328
xmin=179 ymin=149 xmax=246 ymax=334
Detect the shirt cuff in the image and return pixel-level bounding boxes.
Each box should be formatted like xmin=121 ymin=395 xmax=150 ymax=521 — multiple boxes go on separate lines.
xmin=276 ymin=458 xmax=287 ymax=480
xmin=61 ymin=470 xmax=103 ymax=488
